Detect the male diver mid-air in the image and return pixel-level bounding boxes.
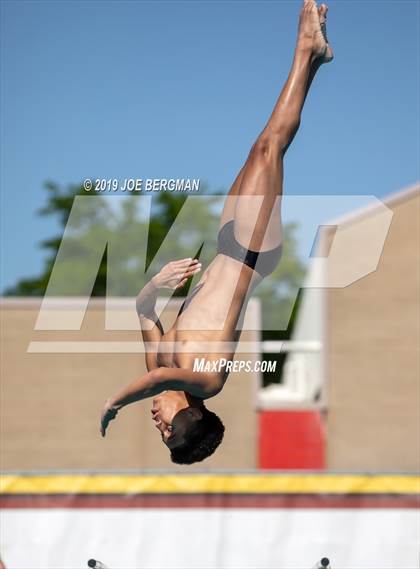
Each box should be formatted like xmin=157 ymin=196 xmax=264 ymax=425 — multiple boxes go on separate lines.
xmin=100 ymin=0 xmax=333 ymax=464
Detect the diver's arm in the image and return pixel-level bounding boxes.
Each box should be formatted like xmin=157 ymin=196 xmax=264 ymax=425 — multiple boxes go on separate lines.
xmin=100 ymin=368 xmax=167 ymax=436
xmin=136 ymin=279 xmax=164 ymax=371
xmin=136 ymin=278 xmax=160 ymax=320
xmin=100 ymin=367 xmax=220 ymax=437
xmin=136 ymin=258 xmax=201 ymax=319
xmin=156 ymin=367 xmax=222 ymax=397
xmin=136 ymin=258 xmax=201 ymax=371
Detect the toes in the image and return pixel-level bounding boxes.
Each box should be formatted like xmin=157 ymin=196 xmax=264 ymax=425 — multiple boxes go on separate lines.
xmin=319 ymin=3 xmax=328 ymax=20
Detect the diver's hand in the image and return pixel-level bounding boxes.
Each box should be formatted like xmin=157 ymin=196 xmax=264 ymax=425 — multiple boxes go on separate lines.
xmin=100 ymin=398 xmax=120 ymax=437
xmin=153 ymin=258 xmax=201 ymax=290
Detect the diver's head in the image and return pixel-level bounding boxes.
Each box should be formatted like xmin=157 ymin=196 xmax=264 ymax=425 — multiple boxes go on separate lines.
xmin=151 ymin=391 xmax=225 ymax=464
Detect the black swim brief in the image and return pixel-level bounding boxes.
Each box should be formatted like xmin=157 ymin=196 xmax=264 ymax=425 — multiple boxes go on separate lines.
xmin=217 ymin=220 xmax=282 ymax=278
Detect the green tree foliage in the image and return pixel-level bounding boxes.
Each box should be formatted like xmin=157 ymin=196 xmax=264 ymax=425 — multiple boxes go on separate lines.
xmin=5 ymin=182 xmax=111 ymax=296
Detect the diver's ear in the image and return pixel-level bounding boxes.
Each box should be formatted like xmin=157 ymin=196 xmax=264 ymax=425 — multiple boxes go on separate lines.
xmin=187 ymin=407 xmax=203 ymax=420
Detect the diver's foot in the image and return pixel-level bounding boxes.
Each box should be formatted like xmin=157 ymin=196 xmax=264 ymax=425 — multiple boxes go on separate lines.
xmin=317 ymin=3 xmax=334 ymax=63
xmin=297 ymin=0 xmax=333 ymax=64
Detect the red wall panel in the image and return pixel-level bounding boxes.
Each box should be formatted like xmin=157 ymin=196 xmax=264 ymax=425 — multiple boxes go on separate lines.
xmin=259 ymin=410 xmax=325 ymax=469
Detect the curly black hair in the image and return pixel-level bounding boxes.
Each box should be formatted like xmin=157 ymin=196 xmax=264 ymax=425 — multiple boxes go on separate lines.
xmin=170 ymin=407 xmax=225 ymax=465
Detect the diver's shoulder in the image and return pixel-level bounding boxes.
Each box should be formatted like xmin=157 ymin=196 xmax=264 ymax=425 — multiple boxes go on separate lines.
xmin=201 ymin=373 xmax=224 ymax=399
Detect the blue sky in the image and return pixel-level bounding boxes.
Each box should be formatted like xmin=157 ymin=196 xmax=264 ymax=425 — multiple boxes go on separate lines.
xmin=1 ymin=0 xmax=419 ymax=292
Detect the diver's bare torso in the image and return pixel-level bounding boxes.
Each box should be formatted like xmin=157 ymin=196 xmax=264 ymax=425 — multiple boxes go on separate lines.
xmin=156 ymin=252 xmax=262 ymax=389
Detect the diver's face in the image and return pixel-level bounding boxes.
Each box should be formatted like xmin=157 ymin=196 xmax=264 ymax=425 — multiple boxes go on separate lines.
xmin=151 ymin=393 xmax=202 ymax=449
xmin=151 ymin=393 xmax=176 ymax=444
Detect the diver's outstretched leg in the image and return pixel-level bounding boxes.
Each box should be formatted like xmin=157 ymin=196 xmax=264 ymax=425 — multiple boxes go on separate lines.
xmin=221 ymin=0 xmax=333 ymax=252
